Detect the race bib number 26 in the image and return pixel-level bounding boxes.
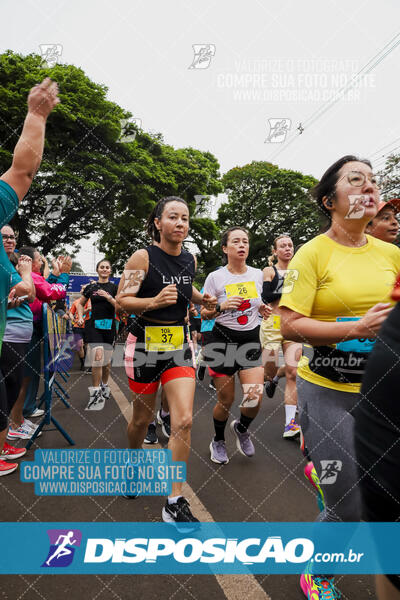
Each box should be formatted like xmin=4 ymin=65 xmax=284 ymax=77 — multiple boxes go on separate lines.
xmin=225 ymin=281 xmax=258 ymax=299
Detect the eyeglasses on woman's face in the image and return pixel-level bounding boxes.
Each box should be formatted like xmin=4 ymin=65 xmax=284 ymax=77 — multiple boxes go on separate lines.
xmin=338 ymin=170 xmax=380 ymax=188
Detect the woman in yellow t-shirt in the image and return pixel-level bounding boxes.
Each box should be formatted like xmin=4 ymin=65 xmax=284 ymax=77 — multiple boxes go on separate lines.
xmin=279 ymin=155 xmax=400 ymax=599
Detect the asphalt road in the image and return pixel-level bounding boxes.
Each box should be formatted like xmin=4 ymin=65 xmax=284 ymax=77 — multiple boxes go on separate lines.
xmin=0 ymin=349 xmax=376 ymax=600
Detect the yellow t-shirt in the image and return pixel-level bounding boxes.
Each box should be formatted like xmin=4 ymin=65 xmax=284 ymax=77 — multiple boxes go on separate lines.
xmin=279 ymin=234 xmax=400 ymax=392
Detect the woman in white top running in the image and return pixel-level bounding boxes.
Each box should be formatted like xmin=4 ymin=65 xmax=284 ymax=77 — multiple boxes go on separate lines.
xmin=202 ymin=227 xmax=268 ymax=464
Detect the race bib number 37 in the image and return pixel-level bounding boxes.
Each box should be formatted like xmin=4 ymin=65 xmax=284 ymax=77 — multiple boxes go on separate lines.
xmin=225 ymin=281 xmax=258 ymax=299
xmin=145 ymin=326 xmax=184 ymax=352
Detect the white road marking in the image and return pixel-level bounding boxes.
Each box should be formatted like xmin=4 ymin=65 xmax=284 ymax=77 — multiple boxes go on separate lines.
xmin=108 ymin=376 xmax=271 ymax=600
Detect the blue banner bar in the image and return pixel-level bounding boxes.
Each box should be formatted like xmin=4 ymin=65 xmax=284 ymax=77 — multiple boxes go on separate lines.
xmin=0 ymin=522 xmax=398 ymax=574
xmin=20 ymin=449 xmax=186 ymax=496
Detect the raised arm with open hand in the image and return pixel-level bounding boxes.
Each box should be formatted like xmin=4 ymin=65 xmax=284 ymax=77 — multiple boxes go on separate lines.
xmin=1 ymin=78 xmax=60 ymax=201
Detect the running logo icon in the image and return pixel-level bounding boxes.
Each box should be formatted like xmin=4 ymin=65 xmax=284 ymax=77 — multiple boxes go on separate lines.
xmin=194 ymin=194 xmax=215 ymax=216
xmin=42 ymin=529 xmax=82 ymax=567
xmin=119 ymin=118 xmax=142 ymax=143
xmin=319 ymin=460 xmax=342 ymax=485
xmin=280 ymin=269 xmax=299 ymax=294
xmin=240 ymin=384 xmax=262 ymax=408
xmin=188 ymin=44 xmax=216 ymax=69
xmin=44 ymin=194 xmax=67 ymax=221
xmin=345 ymin=195 xmax=366 ymax=219
xmin=265 ymin=119 xmax=291 ymax=143
xmin=39 ymin=44 xmax=63 ymax=68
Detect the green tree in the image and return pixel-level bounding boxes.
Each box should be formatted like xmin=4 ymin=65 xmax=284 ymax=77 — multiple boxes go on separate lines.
xmin=214 ymin=161 xmax=319 ymax=269
xmin=70 ymin=260 xmax=84 ymax=273
xmin=98 ymin=145 xmax=223 ymax=273
xmin=377 ymin=154 xmax=400 ymax=200
xmin=45 ymin=246 xmax=84 ymax=273
xmin=0 ymin=51 xmax=223 ymax=271
xmin=0 ymin=51 xmax=143 ymax=253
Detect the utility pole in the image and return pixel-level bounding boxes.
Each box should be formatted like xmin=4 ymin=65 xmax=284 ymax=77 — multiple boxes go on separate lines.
xmin=93 ymin=243 xmax=97 ymax=273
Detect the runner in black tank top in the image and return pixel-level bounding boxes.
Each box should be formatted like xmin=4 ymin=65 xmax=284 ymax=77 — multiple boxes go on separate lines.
xmin=116 ymin=196 xmax=217 ymax=530
xmin=261 ymin=234 xmax=302 ymax=436
xmin=76 ymin=259 xmax=117 ymax=411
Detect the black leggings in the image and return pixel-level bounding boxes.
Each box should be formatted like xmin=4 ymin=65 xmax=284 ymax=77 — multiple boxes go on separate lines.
xmin=0 ymin=341 xmax=28 ymax=431
xmin=355 ymin=302 xmax=400 ymax=589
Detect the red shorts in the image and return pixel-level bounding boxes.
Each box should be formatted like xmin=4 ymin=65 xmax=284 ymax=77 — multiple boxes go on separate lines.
xmin=124 ymin=320 xmax=195 ymax=395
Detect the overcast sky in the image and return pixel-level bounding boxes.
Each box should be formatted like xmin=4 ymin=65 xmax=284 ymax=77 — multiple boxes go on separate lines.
xmin=3 ymin=0 xmax=400 ymax=271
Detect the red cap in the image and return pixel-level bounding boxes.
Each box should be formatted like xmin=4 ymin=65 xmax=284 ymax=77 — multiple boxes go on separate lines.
xmin=377 ymin=198 xmax=400 ymax=214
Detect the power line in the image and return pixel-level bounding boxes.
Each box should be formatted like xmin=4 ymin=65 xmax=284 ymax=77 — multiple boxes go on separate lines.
xmin=304 ymin=37 xmax=400 ymax=131
xmin=303 ymin=35 xmax=400 ymax=130
xmin=370 ymin=135 xmax=400 ymax=159
xmin=267 ymin=31 xmax=400 ymax=162
xmin=374 ymin=145 xmax=400 ymax=170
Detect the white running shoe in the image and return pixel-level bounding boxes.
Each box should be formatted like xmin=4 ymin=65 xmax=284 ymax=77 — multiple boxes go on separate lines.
xmin=28 ymin=408 xmax=44 ymax=418
xmin=7 ymin=422 xmax=42 ymax=440
xmin=23 ymin=419 xmax=40 ymax=431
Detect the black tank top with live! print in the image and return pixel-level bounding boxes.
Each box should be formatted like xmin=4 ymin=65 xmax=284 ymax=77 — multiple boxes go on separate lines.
xmin=138 ymin=245 xmax=195 ymax=321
